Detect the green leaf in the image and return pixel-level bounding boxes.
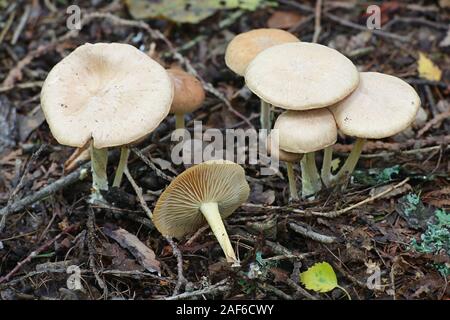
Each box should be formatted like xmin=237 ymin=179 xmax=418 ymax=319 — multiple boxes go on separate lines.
xmin=299 ymin=262 xmax=338 ymax=293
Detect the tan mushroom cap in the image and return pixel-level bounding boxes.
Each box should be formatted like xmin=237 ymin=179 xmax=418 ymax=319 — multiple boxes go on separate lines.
xmin=225 ymin=28 xmax=300 ymax=76
xmin=266 ymin=134 xmax=303 ymax=162
xmin=330 ymin=72 xmax=421 ymax=139
xmin=245 ymin=42 xmax=359 ymax=110
xmin=274 ymin=109 xmax=337 ymax=153
xmin=153 ymin=160 xmax=250 ymax=238
xmin=40 ymin=42 xmax=173 ymax=149
xmin=168 ymin=69 xmax=205 ymax=114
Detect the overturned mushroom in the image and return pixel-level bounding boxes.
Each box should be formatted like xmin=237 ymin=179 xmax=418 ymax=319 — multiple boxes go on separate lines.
xmin=41 ymin=42 xmax=173 ymax=201
xmin=153 ymin=160 xmax=249 ymax=265
xmin=326 ymin=72 xmax=421 ymax=185
xmin=168 ymin=68 xmax=205 ymax=129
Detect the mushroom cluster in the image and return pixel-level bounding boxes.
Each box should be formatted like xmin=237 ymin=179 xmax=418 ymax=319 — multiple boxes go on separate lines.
xmin=226 ymin=31 xmax=420 ymax=200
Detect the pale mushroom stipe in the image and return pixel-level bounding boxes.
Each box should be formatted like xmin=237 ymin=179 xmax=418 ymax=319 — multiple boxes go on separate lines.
xmin=274 ymin=109 xmax=338 ymax=198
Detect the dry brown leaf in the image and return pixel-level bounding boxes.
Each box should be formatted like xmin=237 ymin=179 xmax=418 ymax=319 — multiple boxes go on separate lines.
xmin=104 ymin=226 xmax=161 ymax=274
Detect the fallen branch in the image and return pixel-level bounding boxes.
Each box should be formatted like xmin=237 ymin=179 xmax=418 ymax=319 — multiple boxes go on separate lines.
xmin=164 ymin=279 xmax=230 ymax=300
xmin=243 ymin=178 xmax=411 ymax=218
xmin=288 ymin=222 xmax=337 ymax=243
xmin=0 ymin=163 xmax=89 ymax=217
xmin=165 ymin=236 xmax=188 ymax=296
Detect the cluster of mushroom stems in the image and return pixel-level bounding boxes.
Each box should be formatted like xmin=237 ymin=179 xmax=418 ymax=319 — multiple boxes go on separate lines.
xmin=40 ymin=26 xmax=420 ymax=265
xmin=226 ymin=28 xmax=421 ymax=201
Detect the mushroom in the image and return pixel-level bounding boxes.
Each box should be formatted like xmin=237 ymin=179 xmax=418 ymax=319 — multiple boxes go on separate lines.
xmin=225 ymin=28 xmax=300 ymax=130
xmin=326 ymin=72 xmax=421 ymax=185
xmin=153 ymin=160 xmax=249 ymax=265
xmin=266 ymin=133 xmax=303 ymax=201
xmin=168 ymin=68 xmax=205 ymax=129
xmin=40 ymin=43 xmax=173 ymax=201
xmin=274 ymin=109 xmax=337 ymax=198
xmin=245 ymin=42 xmax=359 ymax=111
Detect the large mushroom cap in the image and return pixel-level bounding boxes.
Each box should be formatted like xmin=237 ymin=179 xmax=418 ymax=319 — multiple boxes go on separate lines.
xmin=168 ymin=68 xmax=205 ymax=114
xmin=245 ymin=42 xmax=359 ymax=110
xmin=225 ymin=28 xmax=300 ymax=76
xmin=274 ymin=109 xmax=337 ymax=153
xmin=330 ymin=72 xmax=421 ymax=139
xmin=153 ymin=160 xmax=250 ymax=238
xmin=40 ymin=42 xmax=173 ymax=149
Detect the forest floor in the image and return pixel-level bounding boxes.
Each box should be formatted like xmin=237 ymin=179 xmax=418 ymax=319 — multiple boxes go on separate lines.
xmin=0 ymin=0 xmax=449 ymax=300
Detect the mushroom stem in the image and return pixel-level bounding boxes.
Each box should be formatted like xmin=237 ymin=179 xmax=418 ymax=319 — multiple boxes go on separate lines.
xmin=175 ymin=113 xmax=185 ymax=129
xmin=200 ymin=202 xmax=238 ymax=264
xmin=321 ymin=145 xmax=333 ymax=187
xmin=333 ymin=138 xmax=366 ymax=184
xmin=300 ymin=152 xmax=322 ymax=198
xmin=286 ymin=162 xmax=299 ymax=201
xmin=260 ymin=100 xmax=271 ymax=131
xmin=89 ymin=145 xmax=109 ymax=203
xmin=112 ymin=146 xmax=130 ymax=188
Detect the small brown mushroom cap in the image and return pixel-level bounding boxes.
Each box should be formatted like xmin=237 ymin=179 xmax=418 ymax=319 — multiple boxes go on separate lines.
xmin=245 ymin=42 xmax=359 ymax=110
xmin=168 ymin=69 xmax=205 ymax=114
xmin=40 ymin=43 xmax=173 ymax=149
xmin=153 ymin=160 xmax=250 ymax=238
xmin=225 ymin=28 xmax=300 ymax=76
xmin=330 ymin=72 xmax=421 ymax=139
xmin=266 ymin=134 xmax=303 ymax=162
xmin=274 ymin=109 xmax=337 ymax=153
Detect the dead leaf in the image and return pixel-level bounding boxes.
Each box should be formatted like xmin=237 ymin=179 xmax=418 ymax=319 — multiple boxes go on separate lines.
xmin=417 ymin=52 xmax=442 ymax=81
xmin=267 ymin=11 xmax=302 ymax=29
xmin=104 ymin=226 xmax=161 ymax=274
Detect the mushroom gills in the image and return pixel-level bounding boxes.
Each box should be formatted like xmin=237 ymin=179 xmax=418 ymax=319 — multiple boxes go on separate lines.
xmin=199 ymin=202 xmax=239 ymax=265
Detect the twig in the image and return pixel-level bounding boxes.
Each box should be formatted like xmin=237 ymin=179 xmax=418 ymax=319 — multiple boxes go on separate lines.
xmin=333 ymin=134 xmax=450 ymax=153
xmin=0 ymin=144 xmax=47 ymax=230
xmin=87 ymin=208 xmax=108 ymax=298
xmin=288 ymin=222 xmax=337 ymax=243
xmin=123 ymin=167 xmax=153 ymax=219
xmin=417 ymin=111 xmax=450 ymax=138
xmin=0 ymin=226 xmax=75 ymax=284
xmin=185 ymin=225 xmax=210 ymax=246
xmin=165 ymin=236 xmax=187 ymax=296
xmin=11 ymin=4 xmax=30 ymax=45
xmin=284 ymin=277 xmax=318 ymax=300
xmin=312 ymin=0 xmax=322 ymax=43
xmin=280 ymin=0 xmax=410 ymax=42
xmin=243 ymin=177 xmax=410 ymax=218
xmin=0 ymin=162 xmax=90 ymax=217
xmin=164 ymin=279 xmax=230 ymax=300
xmin=131 ymin=147 xmax=173 ymax=182
xmin=0 ymin=10 xmax=16 ymax=46
xmin=315 ymin=178 xmax=411 ymax=218
xmin=258 ymin=283 xmax=293 ymax=300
